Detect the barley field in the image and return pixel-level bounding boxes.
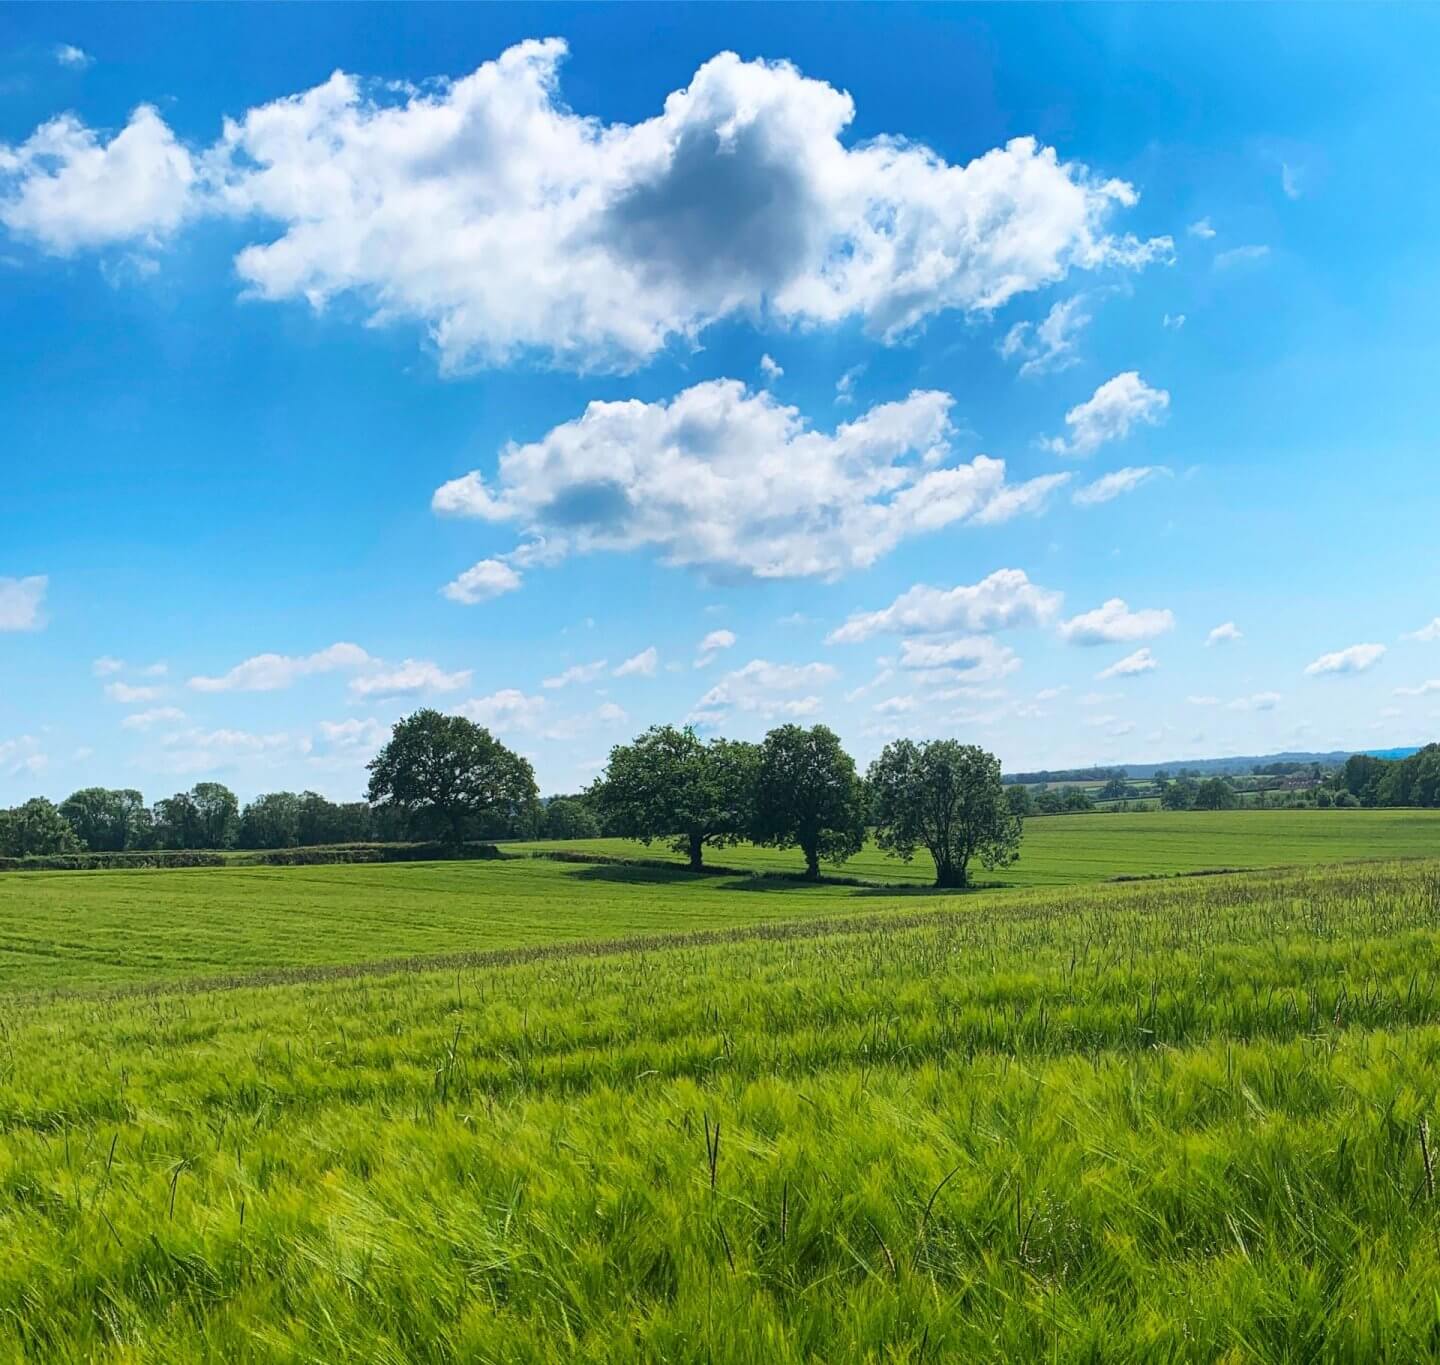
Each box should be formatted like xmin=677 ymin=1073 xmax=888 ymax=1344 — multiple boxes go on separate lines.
xmin=4 ymin=844 xmax=1440 ymax=1359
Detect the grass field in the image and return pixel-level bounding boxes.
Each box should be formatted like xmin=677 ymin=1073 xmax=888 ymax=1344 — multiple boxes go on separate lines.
xmin=3 ymin=811 xmax=1438 ymax=993
xmin=5 ymin=859 xmax=1440 ymax=1359
xmin=512 ymin=808 xmax=1440 ymax=886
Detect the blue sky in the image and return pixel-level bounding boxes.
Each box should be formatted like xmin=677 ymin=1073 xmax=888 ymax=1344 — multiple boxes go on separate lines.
xmin=3 ymin=3 xmax=1439 ymax=802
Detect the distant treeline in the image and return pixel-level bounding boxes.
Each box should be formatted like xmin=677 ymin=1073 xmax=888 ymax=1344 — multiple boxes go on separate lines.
xmin=1332 ymin=745 xmax=1440 ymax=807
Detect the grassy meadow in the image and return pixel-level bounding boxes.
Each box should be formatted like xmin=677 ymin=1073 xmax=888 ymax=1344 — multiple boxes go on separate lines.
xmin=5 ymin=813 xmax=1440 ymax=1359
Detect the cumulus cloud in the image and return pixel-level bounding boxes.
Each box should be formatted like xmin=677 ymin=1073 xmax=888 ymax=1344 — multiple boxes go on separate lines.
xmin=0 ymin=575 xmax=47 ymax=631
xmin=1043 ymin=372 xmax=1169 ymax=457
xmin=91 ymin=655 xmax=125 ymax=677
xmin=455 ymin=689 xmax=547 ymax=733
xmin=1404 ymin=617 xmax=1440 ymax=642
xmin=695 ymin=629 xmax=737 ymax=667
xmin=1072 ymin=465 xmax=1168 ymax=506
xmin=1096 ymin=647 xmax=1158 ymax=679
xmin=1228 ymin=691 xmax=1281 ymax=711
xmin=122 ymin=706 xmax=187 ymax=730
xmin=1395 ymin=680 xmax=1440 ymax=697
xmin=1304 ymin=643 xmax=1386 ymax=677
xmin=691 ymin=658 xmax=835 ymax=721
xmin=829 ymin=568 xmax=1060 ymax=643
xmin=3 ymin=41 xmax=1168 ymax=371
xmin=543 ymin=659 xmax=608 ymax=689
xmin=1188 ymin=218 xmax=1216 ymax=239
xmin=0 ymin=735 xmax=48 ymax=778
xmin=613 ymin=646 xmax=659 ymax=678
xmin=0 ymin=106 xmax=196 ymax=253
xmin=759 ymin=354 xmax=783 ymax=383
xmin=317 ymin=717 xmax=388 ymax=750
xmin=435 ymin=381 xmax=1066 ymax=582
xmin=190 ymin=642 xmax=372 ymax=692
xmin=441 ymin=558 xmax=522 ymax=605
xmin=1059 ymin=598 xmax=1174 ymax=646
xmin=999 ymin=295 xmax=1090 ymax=376
xmin=1206 ymin=622 xmax=1243 ymax=646
xmin=349 ymin=659 xmax=470 ymax=698
xmin=897 ymin=636 xmax=1021 ymax=682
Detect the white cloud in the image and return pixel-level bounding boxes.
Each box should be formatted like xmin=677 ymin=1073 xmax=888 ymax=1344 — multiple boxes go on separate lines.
xmin=1404 ymin=618 xmax=1440 ymax=642
xmin=695 ymin=629 xmax=737 ymax=667
xmin=1043 ymin=372 xmax=1169 ymax=458
xmin=897 ymin=636 xmax=1021 ymax=683
xmin=1280 ymin=162 xmax=1304 ymax=200
xmin=1215 ymin=244 xmax=1270 ymax=270
xmin=691 ymin=658 xmax=835 ymax=721
xmin=1304 ymin=643 xmax=1386 ymax=677
xmin=54 ymin=44 xmax=93 ymax=70
xmin=1228 ymin=691 xmax=1281 ymax=712
xmin=1186 ymin=695 xmax=1221 ymax=706
xmin=349 ymin=659 xmax=470 ymax=698
xmin=442 ymin=558 xmax=522 ymax=604
xmin=317 ymin=717 xmax=387 ymax=750
xmin=759 ymin=354 xmax=783 ymax=383
xmin=455 ymin=689 xmax=547 ymax=733
xmin=435 ymin=381 xmax=1066 ymax=581
xmin=5 ymin=42 xmax=1168 ymax=370
xmin=543 ymin=659 xmax=608 ymax=689
xmin=1059 ymin=598 xmax=1175 ymax=646
xmin=0 ymin=106 xmax=196 ymax=253
xmin=190 ymin=642 xmax=372 ymax=692
xmin=105 ymin=681 xmax=165 ymax=704
xmin=0 ymin=575 xmax=47 ymax=631
xmin=1162 ymin=312 xmax=1185 ymax=329
xmin=1072 ymin=465 xmax=1168 ymax=507
xmin=92 ymin=655 xmax=126 ymax=677
xmin=829 ymin=568 xmax=1060 ymax=643
xmin=0 ymin=735 xmax=48 ymax=779
xmin=150 ymin=725 xmax=301 ymax=777
xmin=999 ymin=295 xmax=1091 ymax=377
xmin=122 ymin=706 xmax=187 ymax=730
xmin=1096 ymin=647 xmax=1157 ymax=679
xmin=1206 ymin=622 xmax=1243 ymax=646
xmin=1395 ymin=680 xmax=1440 ymax=697
xmin=834 ymin=364 xmax=865 ymax=405
xmin=613 ymin=646 xmax=659 ymax=678
xmin=1187 ymin=218 xmax=1216 ymax=239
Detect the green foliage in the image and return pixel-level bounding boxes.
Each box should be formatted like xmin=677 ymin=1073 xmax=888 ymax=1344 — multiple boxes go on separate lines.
xmin=591 ymin=725 xmax=758 ymax=869
xmin=751 ymin=724 xmax=866 ymax=878
xmin=367 ymin=709 xmax=538 ymax=846
xmin=1005 ymin=784 xmax=1032 ymax=817
xmin=541 ymin=796 xmax=601 ymax=842
xmin=868 ymin=739 xmax=1022 ymax=887
xmin=1334 ymin=745 xmax=1440 ymax=807
xmin=0 ymin=796 xmax=81 ymax=857
xmin=57 ymin=787 xmax=151 ymax=851
xmin=1193 ymin=777 xmax=1239 ymax=811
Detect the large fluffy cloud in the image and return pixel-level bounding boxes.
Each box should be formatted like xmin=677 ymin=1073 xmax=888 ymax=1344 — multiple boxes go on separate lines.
xmin=0 ymin=107 xmax=196 ymax=252
xmin=1304 ymin=643 xmax=1386 ymax=677
xmin=691 ymin=659 xmax=836 ymax=722
xmin=434 ymin=381 xmax=1066 ymax=581
xmin=188 ymin=642 xmax=372 ymax=692
xmin=828 ymin=568 xmax=1060 ymax=643
xmin=3 ymin=41 xmax=1169 ymax=371
xmin=1059 ymin=598 xmax=1175 ymax=646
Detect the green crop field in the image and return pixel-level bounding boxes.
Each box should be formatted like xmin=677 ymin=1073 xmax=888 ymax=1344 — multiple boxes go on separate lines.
xmin=7 ymin=814 xmax=1440 ymax=1359
xmin=5 ymin=860 xmax=1440 ymax=1359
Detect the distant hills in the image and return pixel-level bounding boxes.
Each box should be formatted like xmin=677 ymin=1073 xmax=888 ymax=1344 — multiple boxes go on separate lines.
xmin=1006 ymin=747 xmax=1423 ymax=785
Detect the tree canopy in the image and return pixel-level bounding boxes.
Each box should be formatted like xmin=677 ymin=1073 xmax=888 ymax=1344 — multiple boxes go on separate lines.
xmin=366 ymin=709 xmax=538 ymax=846
xmin=750 ymin=724 xmax=865 ymax=879
xmin=591 ymin=725 xmax=757 ymax=870
xmin=867 ymin=739 xmax=1022 ymax=888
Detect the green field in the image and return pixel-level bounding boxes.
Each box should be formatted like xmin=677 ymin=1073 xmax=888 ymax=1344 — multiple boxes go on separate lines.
xmin=512 ymin=808 xmax=1440 ymax=886
xmin=3 ymin=811 xmax=1438 ymax=993
xmin=7 ymin=813 xmax=1440 ymax=1359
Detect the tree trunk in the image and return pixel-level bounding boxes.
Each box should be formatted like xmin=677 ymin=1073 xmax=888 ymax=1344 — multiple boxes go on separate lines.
xmin=934 ymin=858 xmax=968 ymax=889
xmin=448 ymin=807 xmax=466 ymax=850
xmin=687 ymin=830 xmax=704 ymax=873
xmin=803 ymin=842 xmax=820 ymax=880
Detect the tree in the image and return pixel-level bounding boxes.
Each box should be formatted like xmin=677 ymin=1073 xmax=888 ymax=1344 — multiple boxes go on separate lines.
xmin=591 ymin=726 xmax=757 ymax=870
xmin=0 ymin=798 xmax=82 ymax=858
xmin=543 ymin=797 xmax=601 ymax=842
xmin=1005 ymin=784 xmax=1032 ymax=818
xmin=238 ymin=792 xmax=303 ymax=849
xmin=1315 ymin=789 xmax=1334 ymax=808
xmin=751 ymin=725 xmax=865 ymax=880
xmin=1159 ymin=778 xmax=1197 ymax=811
xmin=868 ymin=740 xmax=1021 ymax=889
xmin=153 ymin=792 xmax=202 ymax=849
xmin=1034 ymin=789 xmax=1064 ymax=815
xmin=56 ymin=788 xmax=150 ymax=851
xmin=366 ymin=709 xmax=538 ymax=847
xmin=1099 ymin=776 xmax=1131 ymax=802
xmin=1061 ymin=786 xmax=1095 ymax=812
xmin=1193 ymin=777 xmax=1238 ymax=811
xmin=191 ymin=783 xmax=239 ymax=849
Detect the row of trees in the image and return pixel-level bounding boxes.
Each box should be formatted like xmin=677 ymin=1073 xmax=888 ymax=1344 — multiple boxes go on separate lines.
xmin=1332 ymin=746 xmax=1440 ymax=808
